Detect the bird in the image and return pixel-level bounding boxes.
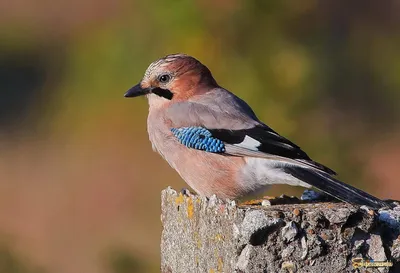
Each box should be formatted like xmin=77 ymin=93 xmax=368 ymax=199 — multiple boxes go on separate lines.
xmin=124 ymin=53 xmax=391 ymax=209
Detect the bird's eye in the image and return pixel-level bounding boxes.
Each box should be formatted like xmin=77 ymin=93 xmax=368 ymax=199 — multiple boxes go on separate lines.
xmin=158 ymin=74 xmax=171 ymax=83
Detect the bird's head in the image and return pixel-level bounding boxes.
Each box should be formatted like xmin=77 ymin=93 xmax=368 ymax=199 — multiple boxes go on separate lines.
xmin=124 ymin=54 xmax=218 ymax=104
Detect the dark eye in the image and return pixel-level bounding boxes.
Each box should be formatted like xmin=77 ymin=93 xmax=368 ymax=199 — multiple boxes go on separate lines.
xmin=159 ymin=74 xmax=171 ymax=83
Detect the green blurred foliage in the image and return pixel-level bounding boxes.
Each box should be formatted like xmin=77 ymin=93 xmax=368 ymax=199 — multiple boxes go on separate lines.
xmin=104 ymin=247 xmax=159 ymax=273
xmin=106 ymin=248 xmax=144 ymax=273
xmin=0 ymin=0 xmax=400 ymax=272
xmin=0 ymin=244 xmax=45 ymax=273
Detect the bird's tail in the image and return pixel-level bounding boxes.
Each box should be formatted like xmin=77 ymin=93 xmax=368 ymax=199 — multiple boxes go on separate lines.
xmin=283 ymin=166 xmax=393 ymax=209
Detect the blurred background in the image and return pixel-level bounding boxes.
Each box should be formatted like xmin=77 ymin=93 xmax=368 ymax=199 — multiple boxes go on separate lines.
xmin=0 ymin=0 xmax=400 ymax=272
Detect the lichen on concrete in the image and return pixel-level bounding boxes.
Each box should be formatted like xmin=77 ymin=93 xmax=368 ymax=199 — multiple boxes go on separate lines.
xmin=161 ymin=187 xmax=400 ymax=273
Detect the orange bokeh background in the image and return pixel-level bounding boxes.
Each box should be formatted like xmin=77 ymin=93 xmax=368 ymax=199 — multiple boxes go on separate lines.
xmin=0 ymin=1 xmax=399 ymax=272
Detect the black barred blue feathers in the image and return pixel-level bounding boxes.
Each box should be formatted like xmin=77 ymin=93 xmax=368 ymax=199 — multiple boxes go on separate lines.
xmin=171 ymin=127 xmax=225 ymax=153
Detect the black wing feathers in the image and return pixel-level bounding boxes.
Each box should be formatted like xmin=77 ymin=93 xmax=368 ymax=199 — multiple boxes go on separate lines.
xmin=209 ymin=125 xmax=336 ymax=175
xmin=209 ymin=126 xmax=309 ymax=159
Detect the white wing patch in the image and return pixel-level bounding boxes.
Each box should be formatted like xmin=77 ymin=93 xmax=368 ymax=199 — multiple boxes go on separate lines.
xmin=234 ymin=135 xmax=261 ymax=151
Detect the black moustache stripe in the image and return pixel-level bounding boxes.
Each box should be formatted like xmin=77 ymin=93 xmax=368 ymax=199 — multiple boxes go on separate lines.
xmin=152 ymin=88 xmax=174 ymax=100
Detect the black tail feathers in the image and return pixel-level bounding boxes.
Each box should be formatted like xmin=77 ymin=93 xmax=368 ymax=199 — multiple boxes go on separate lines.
xmin=284 ymin=166 xmax=394 ymax=209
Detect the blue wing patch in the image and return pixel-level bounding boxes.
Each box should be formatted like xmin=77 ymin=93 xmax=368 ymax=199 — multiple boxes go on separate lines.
xmin=171 ymin=127 xmax=225 ymax=153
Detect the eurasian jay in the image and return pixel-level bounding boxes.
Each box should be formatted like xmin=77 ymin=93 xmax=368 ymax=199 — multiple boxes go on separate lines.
xmin=124 ymin=53 xmax=390 ymax=209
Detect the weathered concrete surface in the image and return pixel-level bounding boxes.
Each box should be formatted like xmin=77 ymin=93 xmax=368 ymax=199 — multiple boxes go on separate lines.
xmin=161 ymin=187 xmax=400 ymax=273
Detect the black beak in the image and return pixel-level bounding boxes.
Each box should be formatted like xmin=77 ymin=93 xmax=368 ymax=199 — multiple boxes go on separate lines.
xmin=124 ymin=83 xmax=150 ymax=98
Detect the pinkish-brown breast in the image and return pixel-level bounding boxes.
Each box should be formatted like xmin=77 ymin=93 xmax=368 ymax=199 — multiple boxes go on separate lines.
xmin=146 ymin=106 xmax=248 ymax=200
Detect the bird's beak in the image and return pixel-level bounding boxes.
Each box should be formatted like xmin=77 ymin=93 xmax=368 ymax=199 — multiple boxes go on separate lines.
xmin=124 ymin=83 xmax=150 ymax=98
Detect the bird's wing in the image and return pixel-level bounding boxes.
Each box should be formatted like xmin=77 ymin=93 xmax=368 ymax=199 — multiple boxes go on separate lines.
xmin=165 ymin=92 xmax=391 ymax=209
xmin=207 ymin=126 xmax=336 ymax=175
xmin=166 ymin=89 xmax=335 ymax=174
